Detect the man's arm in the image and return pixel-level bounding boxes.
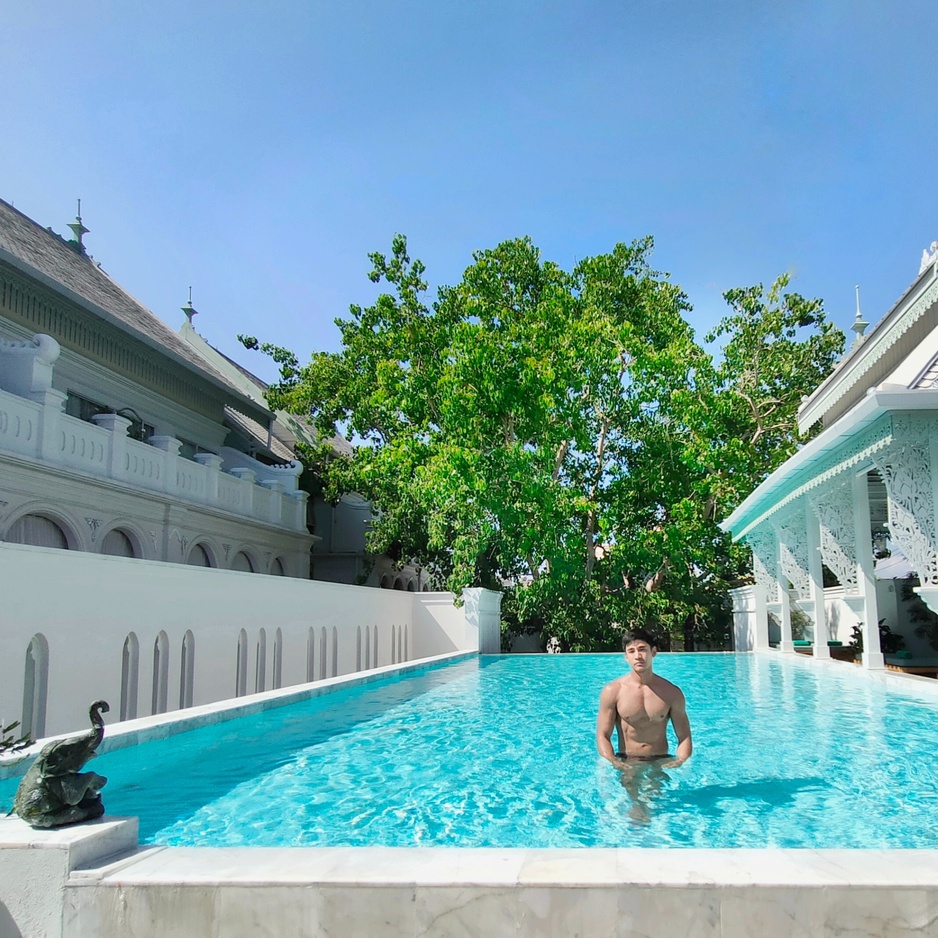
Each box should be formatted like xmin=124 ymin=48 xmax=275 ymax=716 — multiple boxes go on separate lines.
xmin=666 ymin=689 xmax=692 ymax=766
xmin=596 ymin=683 xmax=624 ymax=765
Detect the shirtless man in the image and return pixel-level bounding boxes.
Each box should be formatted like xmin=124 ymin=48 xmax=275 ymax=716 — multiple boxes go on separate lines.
xmin=596 ymin=628 xmax=692 ymax=769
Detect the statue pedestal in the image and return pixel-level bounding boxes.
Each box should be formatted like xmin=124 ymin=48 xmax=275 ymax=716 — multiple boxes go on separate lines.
xmin=0 ymin=815 xmax=138 ymax=938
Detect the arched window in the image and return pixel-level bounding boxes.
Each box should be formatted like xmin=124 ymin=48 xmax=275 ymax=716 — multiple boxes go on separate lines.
xmin=151 ymin=631 xmax=169 ymax=715
xmin=22 ymin=633 xmax=49 ymax=739
xmin=273 ymin=628 xmax=283 ymax=690
xmin=187 ymin=543 xmax=213 ymax=567
xmin=101 ymin=528 xmax=136 ymax=558
xmin=236 ymin=629 xmax=248 ymax=696
xmin=7 ymin=514 xmax=69 ymax=549
xmin=320 ymin=627 xmax=327 ymax=680
xmin=331 ymin=626 xmax=338 ymax=677
xmin=270 ymin=557 xmax=286 ymax=576
xmin=231 ymin=551 xmax=254 ymax=573
xmin=393 ymin=576 xmax=405 ymax=591
xmin=356 ymin=626 xmax=362 ymax=671
xmin=380 ymin=574 xmax=392 ymax=589
xmin=364 ymin=625 xmax=371 ymax=669
xmin=407 ymin=579 xmax=416 ymax=592
xmin=120 ymin=632 xmax=140 ymax=721
xmin=255 ymin=628 xmax=267 ymax=693
xmin=179 ymin=630 xmax=195 ymax=709
xmin=307 ymin=627 xmax=316 ymax=682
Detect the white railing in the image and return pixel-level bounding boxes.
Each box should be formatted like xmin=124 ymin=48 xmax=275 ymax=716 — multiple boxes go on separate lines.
xmin=0 ymin=386 xmax=308 ymax=533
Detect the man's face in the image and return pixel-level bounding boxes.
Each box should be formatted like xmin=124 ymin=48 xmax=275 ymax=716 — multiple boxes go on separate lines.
xmin=625 ymin=640 xmax=656 ymax=673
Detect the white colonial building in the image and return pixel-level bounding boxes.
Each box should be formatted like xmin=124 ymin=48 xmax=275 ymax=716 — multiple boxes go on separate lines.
xmin=0 ymin=200 xmax=313 ymax=576
xmin=724 ymin=243 xmax=938 ymax=668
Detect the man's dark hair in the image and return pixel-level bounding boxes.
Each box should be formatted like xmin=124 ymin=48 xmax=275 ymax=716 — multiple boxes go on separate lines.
xmin=622 ymin=628 xmax=659 ymax=652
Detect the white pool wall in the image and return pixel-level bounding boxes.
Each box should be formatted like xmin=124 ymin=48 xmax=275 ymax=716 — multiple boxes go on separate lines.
xmin=0 ymin=542 xmax=500 ymax=740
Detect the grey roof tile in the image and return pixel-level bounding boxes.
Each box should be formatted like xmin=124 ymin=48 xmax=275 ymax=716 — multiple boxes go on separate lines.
xmin=0 ymin=199 xmax=265 ymax=416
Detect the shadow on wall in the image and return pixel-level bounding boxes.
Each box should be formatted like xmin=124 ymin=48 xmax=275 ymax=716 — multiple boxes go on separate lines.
xmin=0 ymin=901 xmax=23 ymax=938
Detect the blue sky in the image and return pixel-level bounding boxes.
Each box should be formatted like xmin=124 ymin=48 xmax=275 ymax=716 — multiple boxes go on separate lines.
xmin=2 ymin=2 xmax=935 ymax=383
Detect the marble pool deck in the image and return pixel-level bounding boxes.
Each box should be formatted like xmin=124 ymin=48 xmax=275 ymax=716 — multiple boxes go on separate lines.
xmin=2 ymin=815 xmax=937 ymax=937
xmin=4 ymin=650 xmax=938 ymax=937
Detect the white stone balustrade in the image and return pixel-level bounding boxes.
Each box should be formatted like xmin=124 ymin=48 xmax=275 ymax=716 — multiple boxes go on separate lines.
xmin=0 ymin=385 xmax=308 ymax=533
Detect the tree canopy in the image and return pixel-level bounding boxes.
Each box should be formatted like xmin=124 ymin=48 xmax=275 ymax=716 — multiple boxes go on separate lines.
xmin=241 ymin=236 xmax=844 ymax=650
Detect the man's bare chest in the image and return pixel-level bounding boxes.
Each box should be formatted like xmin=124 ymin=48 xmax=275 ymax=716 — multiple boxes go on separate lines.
xmin=617 ymin=686 xmax=670 ymax=724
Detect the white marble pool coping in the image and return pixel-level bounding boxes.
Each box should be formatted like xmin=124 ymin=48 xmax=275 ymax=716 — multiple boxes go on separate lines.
xmin=3 ymin=817 xmax=936 ymax=937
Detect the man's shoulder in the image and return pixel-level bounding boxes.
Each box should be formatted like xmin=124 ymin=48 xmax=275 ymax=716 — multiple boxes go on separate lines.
xmin=601 ymin=675 xmax=630 ymax=695
xmin=650 ymin=674 xmax=684 ymax=701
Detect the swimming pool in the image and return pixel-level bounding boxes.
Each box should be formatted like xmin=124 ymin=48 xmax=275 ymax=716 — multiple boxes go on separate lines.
xmin=5 ymin=652 xmax=936 ymax=850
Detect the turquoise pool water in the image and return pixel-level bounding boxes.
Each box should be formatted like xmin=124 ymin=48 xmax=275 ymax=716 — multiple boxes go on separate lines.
xmin=4 ymin=654 xmax=938 ymax=848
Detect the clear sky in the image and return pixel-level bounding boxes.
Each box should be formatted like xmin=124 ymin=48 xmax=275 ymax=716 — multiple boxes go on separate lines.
xmin=2 ymin=2 xmax=935 ymax=383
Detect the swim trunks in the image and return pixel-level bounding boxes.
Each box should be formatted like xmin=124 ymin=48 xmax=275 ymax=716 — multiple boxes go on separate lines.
xmin=615 ymin=753 xmax=672 ymax=762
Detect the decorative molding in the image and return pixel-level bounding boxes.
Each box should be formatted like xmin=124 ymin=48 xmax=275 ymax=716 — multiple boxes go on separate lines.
xmin=920 ymin=240 xmax=938 ymax=275
xmin=745 ymin=527 xmax=779 ymax=595
xmin=872 ymin=437 xmax=938 ymax=587
xmin=810 ymin=480 xmax=859 ymax=594
xmin=742 ymin=415 xmax=893 ymax=533
xmin=0 ymin=267 xmax=223 ymax=421
xmin=800 ymin=276 xmax=938 ymax=426
xmin=85 ymin=516 xmax=103 ymax=543
xmin=222 ymin=543 xmax=231 ymax=561
xmin=774 ymin=510 xmax=811 ymax=599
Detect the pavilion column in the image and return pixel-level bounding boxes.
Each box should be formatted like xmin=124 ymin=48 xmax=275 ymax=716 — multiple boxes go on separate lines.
xmin=745 ymin=526 xmax=781 ymax=651
xmin=774 ymin=504 xmax=824 ymax=653
xmin=852 ymin=470 xmax=884 ymax=669
xmin=871 ymin=414 xmax=938 ymax=616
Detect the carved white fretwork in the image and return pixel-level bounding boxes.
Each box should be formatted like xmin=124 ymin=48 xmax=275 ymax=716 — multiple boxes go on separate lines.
xmin=920 ymin=240 xmax=938 ymax=275
xmin=745 ymin=526 xmax=779 ymax=596
xmin=773 ymin=509 xmax=811 ymax=599
xmin=810 ymin=480 xmax=859 ymax=593
xmin=872 ymin=417 xmax=938 ymax=586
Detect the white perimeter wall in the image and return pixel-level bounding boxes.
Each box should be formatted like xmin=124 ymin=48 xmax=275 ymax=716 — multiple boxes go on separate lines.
xmin=0 ymin=543 xmax=475 ymax=739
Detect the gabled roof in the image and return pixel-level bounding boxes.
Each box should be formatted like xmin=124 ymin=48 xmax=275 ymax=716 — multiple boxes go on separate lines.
xmin=797 ymin=258 xmax=938 ymax=432
xmin=0 ymin=199 xmax=269 ymax=422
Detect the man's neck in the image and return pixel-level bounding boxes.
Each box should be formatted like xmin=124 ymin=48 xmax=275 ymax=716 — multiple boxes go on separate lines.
xmin=628 ymin=669 xmax=655 ymax=686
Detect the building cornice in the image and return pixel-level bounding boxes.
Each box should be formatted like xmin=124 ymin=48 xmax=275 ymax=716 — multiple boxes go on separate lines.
xmin=0 ymin=247 xmax=270 ymax=425
xmin=798 ymin=264 xmax=938 ymax=433
xmin=723 ymin=387 xmax=938 ymax=540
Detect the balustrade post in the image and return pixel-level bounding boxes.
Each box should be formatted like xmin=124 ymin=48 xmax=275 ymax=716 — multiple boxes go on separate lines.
xmin=229 ymin=468 xmax=256 ymax=515
xmin=194 ymin=452 xmax=223 ymax=505
xmin=37 ymin=388 xmax=67 ymax=463
xmin=92 ymin=413 xmax=132 ymax=480
xmin=150 ymin=436 xmax=182 ymax=495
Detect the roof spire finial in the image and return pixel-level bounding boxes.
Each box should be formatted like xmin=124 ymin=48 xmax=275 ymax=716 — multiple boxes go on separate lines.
xmin=181 ymin=286 xmax=198 ymax=325
xmin=851 ymin=284 xmax=869 ymax=348
xmin=67 ymin=198 xmax=89 ymax=254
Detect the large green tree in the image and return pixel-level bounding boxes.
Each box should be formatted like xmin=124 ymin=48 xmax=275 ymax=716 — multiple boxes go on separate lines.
xmin=242 ymin=240 xmax=843 ymax=650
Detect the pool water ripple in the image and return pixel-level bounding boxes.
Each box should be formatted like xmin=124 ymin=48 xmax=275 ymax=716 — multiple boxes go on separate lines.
xmin=3 ymin=653 xmax=938 ymax=848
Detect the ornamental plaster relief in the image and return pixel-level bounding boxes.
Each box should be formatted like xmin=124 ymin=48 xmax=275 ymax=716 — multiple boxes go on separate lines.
xmin=809 ymin=480 xmax=859 ymax=593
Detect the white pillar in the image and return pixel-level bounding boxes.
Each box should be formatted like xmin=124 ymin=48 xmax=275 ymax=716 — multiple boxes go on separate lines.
xmin=804 ymin=500 xmax=829 ymax=658
xmin=853 ymin=471 xmax=884 ymax=669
